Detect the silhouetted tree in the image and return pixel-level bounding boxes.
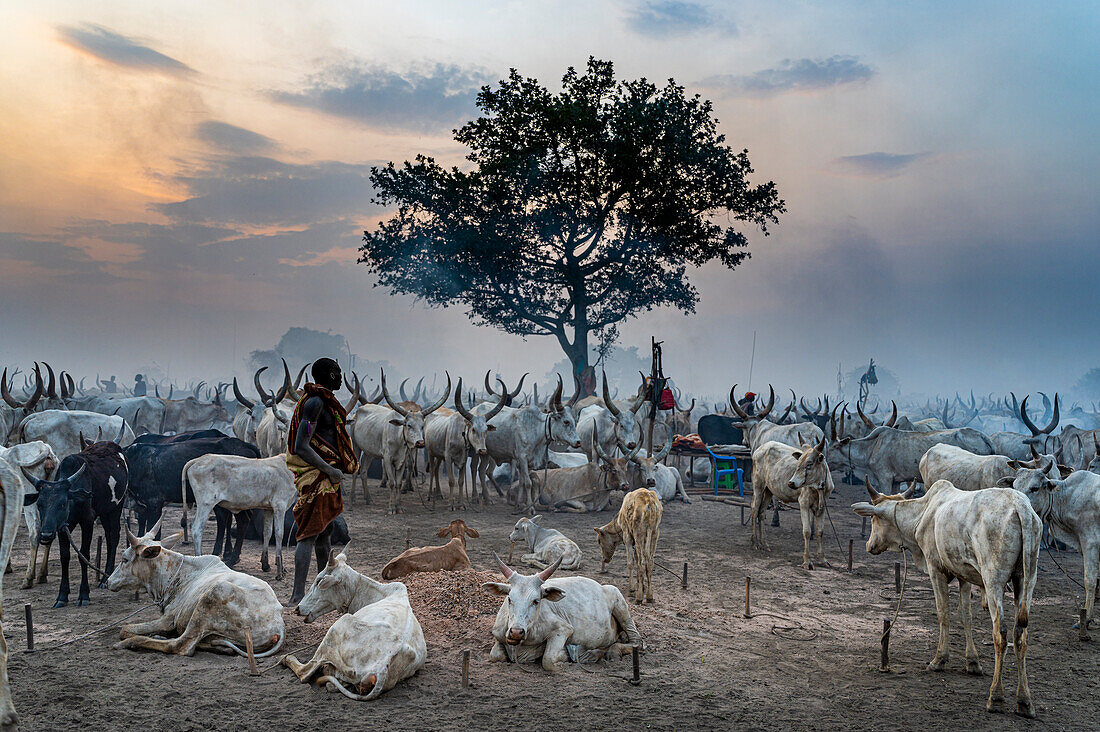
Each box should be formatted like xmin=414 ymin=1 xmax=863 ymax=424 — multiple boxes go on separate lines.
xmin=361 ymin=58 xmax=785 ymax=379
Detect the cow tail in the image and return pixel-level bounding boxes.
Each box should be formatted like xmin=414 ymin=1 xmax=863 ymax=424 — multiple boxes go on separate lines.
xmin=216 ymin=628 xmax=285 ymax=658
xmin=1016 ymin=503 xmax=1039 ymax=629
xmin=180 ymin=458 xmax=195 ymax=534
xmin=318 ymin=667 xmax=387 ymax=700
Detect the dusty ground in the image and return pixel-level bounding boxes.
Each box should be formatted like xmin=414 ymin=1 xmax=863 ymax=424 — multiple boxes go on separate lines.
xmin=5 ymin=479 xmax=1099 ymax=731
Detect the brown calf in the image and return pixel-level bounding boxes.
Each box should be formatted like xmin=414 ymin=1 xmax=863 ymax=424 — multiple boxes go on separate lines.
xmin=381 ymin=519 xmax=480 ymax=580
xmin=594 ymin=488 xmax=663 ymax=603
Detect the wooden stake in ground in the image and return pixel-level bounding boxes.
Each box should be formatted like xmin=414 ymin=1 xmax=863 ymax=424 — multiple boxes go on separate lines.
xmin=681 ymin=562 xmax=688 ymax=589
xmin=244 ymin=627 xmax=260 ymax=676
xmin=880 ymin=619 xmax=891 ymax=672
xmin=848 ymin=539 xmax=854 ymax=572
xmin=630 ymin=645 xmax=641 ymax=685
xmin=23 ymin=604 xmax=33 ymax=652
xmin=743 ymin=576 xmax=752 ymax=618
xmin=462 ymin=649 xmax=470 ymax=688
xmin=405 ymin=527 xmax=411 ymax=550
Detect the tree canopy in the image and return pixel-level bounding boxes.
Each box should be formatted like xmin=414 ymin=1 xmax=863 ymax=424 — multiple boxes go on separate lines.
xmin=361 ymin=57 xmax=785 ymax=386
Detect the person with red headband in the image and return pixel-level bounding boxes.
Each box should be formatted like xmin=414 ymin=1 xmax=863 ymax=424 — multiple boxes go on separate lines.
xmin=737 ymin=391 xmax=757 ymax=416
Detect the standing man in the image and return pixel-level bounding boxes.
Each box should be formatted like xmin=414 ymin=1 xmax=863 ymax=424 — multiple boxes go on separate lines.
xmin=285 ymin=358 xmax=358 ymax=606
xmin=133 ymin=374 xmax=147 ymax=397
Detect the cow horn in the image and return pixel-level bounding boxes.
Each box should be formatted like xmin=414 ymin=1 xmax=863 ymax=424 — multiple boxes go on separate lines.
xmin=484 ymin=371 xmax=497 ymax=397
xmin=23 ymin=365 xmax=44 ymax=411
xmin=593 ymin=427 xmax=614 ymax=464
xmin=899 ymin=482 xmax=916 ymax=499
xmin=1029 ymin=443 xmax=1041 ymax=461
xmin=413 ymin=377 xmax=425 ymax=404
xmin=485 ymin=382 xmax=508 ymax=421
xmin=271 ymin=404 xmax=289 ymax=426
xmin=281 ymin=359 xmax=301 ymax=401
xmin=857 ymin=401 xmax=875 ymax=429
xmin=537 ymin=555 xmax=563 ymax=581
xmin=623 ymin=437 xmax=643 ymax=462
xmin=380 ymin=369 xmax=409 ymax=418
xmin=509 ymin=373 xmax=528 ymax=402
xmin=546 ymin=374 xmax=561 ymax=413
xmin=294 ymin=363 xmax=310 ymax=390
xmin=729 ymin=384 xmax=750 ymax=420
xmin=232 ymin=377 xmax=255 ymax=409
xmin=19 ymin=464 xmax=43 ymax=490
xmin=253 ymin=367 xmax=273 ymax=406
xmin=864 ymin=477 xmax=882 ymax=501
xmin=816 ymin=431 xmax=827 ymax=454
xmin=1019 ymin=395 xmax=1042 ymax=436
xmin=602 ymin=373 xmax=621 ymax=417
xmin=192 ymin=380 xmax=205 ymax=399
xmin=1044 ymin=394 xmax=1060 ymax=434
xmin=66 ymin=372 xmax=76 ymax=399
xmin=79 ymin=431 xmax=90 ymax=451
xmin=885 ymin=400 xmax=898 ymax=428
xmin=756 ymin=385 xmax=776 ymax=420
xmin=77 ymin=376 xmax=86 ymax=395
xmin=66 ymin=463 xmax=87 ymax=484
xmin=399 ymin=378 xmax=411 ymax=402
xmin=42 ymin=362 xmax=57 ymax=400
xmin=167 ymin=385 xmax=174 ymax=400
xmin=492 ymin=551 xmax=514 ymax=580
xmin=454 ymin=379 xmax=474 ymax=421
xmin=654 ymin=426 xmax=673 ymax=461
xmin=126 ymin=527 xmax=141 ymax=549
xmin=344 ymin=373 xmax=361 ymax=413
xmin=115 ymin=417 xmax=127 ymax=443
xmin=776 ymin=399 xmax=794 ymax=424
xmin=59 ymin=371 xmax=70 ymax=399
xmin=1 ymin=368 xmax=23 ymax=409
xmin=422 ymin=372 xmax=451 ymax=416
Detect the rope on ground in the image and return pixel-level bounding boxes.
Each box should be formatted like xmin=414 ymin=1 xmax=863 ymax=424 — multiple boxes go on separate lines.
xmin=1043 ymin=541 xmax=1085 ymax=589
xmin=26 ymin=603 xmax=160 ymax=653
xmin=822 ymin=504 xmax=844 ymax=552
xmin=882 ymin=550 xmax=909 ymax=641
xmin=651 ymin=559 xmax=682 ymax=580
xmin=743 ymin=610 xmax=818 ymax=641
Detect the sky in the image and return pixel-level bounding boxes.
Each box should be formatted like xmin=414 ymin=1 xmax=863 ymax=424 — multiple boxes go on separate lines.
xmin=1 ymin=1 xmax=1098 ymax=399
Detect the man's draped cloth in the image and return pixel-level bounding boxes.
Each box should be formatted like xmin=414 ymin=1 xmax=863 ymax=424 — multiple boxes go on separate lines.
xmin=285 ymin=384 xmax=359 ymax=541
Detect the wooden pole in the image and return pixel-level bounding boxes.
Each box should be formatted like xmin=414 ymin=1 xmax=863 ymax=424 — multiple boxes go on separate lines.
xmin=630 ymin=645 xmax=641 ymax=685
xmin=894 ymin=562 xmax=902 ymax=594
xmin=23 ymin=604 xmax=33 ymax=652
xmin=848 ymin=539 xmax=854 ymax=572
xmin=880 ymin=619 xmax=891 ymax=672
xmin=681 ymin=562 xmax=688 ymax=590
xmin=95 ymin=536 xmax=103 ymax=571
xmin=743 ymin=576 xmax=752 ymax=618
xmin=244 ymin=627 xmax=260 ymax=675
xmin=405 ymin=527 xmax=411 ymax=550
xmin=462 ymin=649 xmax=471 ymax=688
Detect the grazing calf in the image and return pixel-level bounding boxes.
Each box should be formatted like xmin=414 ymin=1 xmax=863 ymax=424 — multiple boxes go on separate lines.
xmin=750 ymin=436 xmax=834 ymax=570
xmin=106 ymin=525 xmax=284 ymax=657
xmin=0 ymin=441 xmax=57 ymax=589
xmin=24 ymin=440 xmax=128 ymax=607
xmin=594 ymin=488 xmax=663 ymax=603
xmin=181 ymin=454 xmax=296 ymax=580
xmin=482 ymin=554 xmax=642 ymax=672
xmin=0 ymin=459 xmax=25 ymax=727
xmin=852 ymin=478 xmax=1042 ymax=718
xmin=381 ymin=519 xmax=479 ymax=580
xmin=998 ymin=462 xmax=1100 ymax=636
xmin=284 ymin=549 xmax=426 ymax=699
xmin=510 ymin=515 xmax=582 ymax=571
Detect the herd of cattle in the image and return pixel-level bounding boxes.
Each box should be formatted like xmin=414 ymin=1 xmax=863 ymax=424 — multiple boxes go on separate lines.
xmin=1 ymin=360 xmax=1100 ymax=723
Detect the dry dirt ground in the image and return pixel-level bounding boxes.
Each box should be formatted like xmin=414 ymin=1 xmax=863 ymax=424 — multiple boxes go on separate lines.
xmin=5 ymin=478 xmax=1100 ymax=731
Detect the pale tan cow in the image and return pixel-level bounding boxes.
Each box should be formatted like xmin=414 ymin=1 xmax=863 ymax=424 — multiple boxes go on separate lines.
xmin=594 ymin=487 xmax=663 ymax=603
xmin=381 ymin=519 xmax=479 ymax=580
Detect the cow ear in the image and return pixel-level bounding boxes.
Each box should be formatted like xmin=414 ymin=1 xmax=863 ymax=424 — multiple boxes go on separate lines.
xmin=436 ymin=526 xmax=449 ymax=538
xmin=389 ymin=419 xmax=404 ymax=427
xmin=1057 ymin=464 xmax=1074 ymax=478
xmin=542 ymin=587 xmax=565 ymax=602
xmin=482 ymin=582 xmax=510 ymax=596
xmin=487 ymin=424 xmax=496 ymax=431
xmin=530 ymin=515 xmax=542 ymax=523
xmin=141 ymin=545 xmax=162 ymax=559
xmin=160 ymin=532 xmax=184 ymax=550
xmin=465 ymin=527 xmax=480 ymax=538
xmin=24 ymin=492 xmax=39 ymax=505
xmin=851 ymin=502 xmax=878 ymax=518
xmin=995 ymin=476 xmax=1015 ymax=487
xmin=790 ymin=451 xmax=803 ymax=460
xmin=1007 ymin=460 xmax=1022 ymax=471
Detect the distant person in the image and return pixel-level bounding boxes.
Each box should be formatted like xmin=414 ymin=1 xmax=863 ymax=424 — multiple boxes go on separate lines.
xmin=286 ymin=357 xmax=359 ymax=606
xmin=737 ymin=391 xmax=756 ymax=416
xmin=100 ymin=375 xmax=118 ymax=394
xmin=580 ymin=365 xmax=596 ymax=398
xmin=133 ymin=374 xmax=147 ymax=397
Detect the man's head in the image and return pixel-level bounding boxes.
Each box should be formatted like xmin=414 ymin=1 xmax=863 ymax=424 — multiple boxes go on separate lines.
xmin=311 ymin=358 xmax=341 ymax=392
xmin=135 ymin=374 xmax=143 ymax=382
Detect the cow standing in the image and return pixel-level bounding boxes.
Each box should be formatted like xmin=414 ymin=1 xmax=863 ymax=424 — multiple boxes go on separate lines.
xmin=424 ymin=380 xmax=506 ymax=509
xmin=852 ymin=479 xmax=1042 ymax=717
xmin=24 ymin=440 xmax=128 ymax=607
xmin=0 ymin=441 xmax=57 ymax=588
xmin=594 ymin=487 xmax=663 ymax=603
xmin=0 ymin=459 xmax=25 ymax=727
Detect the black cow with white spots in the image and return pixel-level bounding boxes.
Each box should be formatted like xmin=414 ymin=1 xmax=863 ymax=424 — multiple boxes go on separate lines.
xmin=23 ymin=440 xmax=128 ymax=607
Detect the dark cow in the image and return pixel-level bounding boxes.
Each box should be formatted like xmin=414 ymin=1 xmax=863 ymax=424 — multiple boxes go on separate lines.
xmin=23 ymin=441 xmax=128 ymax=607
xmin=124 ymin=431 xmax=259 ymax=565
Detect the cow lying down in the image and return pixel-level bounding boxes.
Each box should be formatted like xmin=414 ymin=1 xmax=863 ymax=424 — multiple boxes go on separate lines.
xmin=510 ymin=515 xmax=582 ymax=571
xmin=283 ymin=549 xmax=426 ymax=700
xmin=483 ymin=553 xmax=641 ymax=672
xmin=106 ymin=523 xmax=284 ymax=657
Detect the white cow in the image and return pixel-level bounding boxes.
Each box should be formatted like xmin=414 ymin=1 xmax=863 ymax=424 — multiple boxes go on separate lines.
xmin=509 ymin=515 xmax=583 ymax=570
xmin=920 ymin=444 xmax=1013 ymax=492
xmin=181 ymin=454 xmax=296 ymax=580
xmin=0 ymin=441 xmax=58 ymax=588
xmin=482 ymin=554 xmax=642 ymax=672
xmin=0 ymin=459 xmax=25 ymax=727
xmin=730 ymin=385 xmax=823 ymax=450
xmin=17 ymin=410 xmax=134 ymax=459
xmin=107 ymin=525 xmax=285 ymax=657
xmin=852 ymin=479 xmax=1042 ymax=717
xmin=576 ymin=374 xmax=644 ymax=461
xmin=283 ymin=549 xmax=426 ymax=700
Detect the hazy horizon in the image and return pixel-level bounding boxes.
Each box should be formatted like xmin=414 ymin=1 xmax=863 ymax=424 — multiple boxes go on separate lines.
xmin=2 ymin=2 xmax=1098 ymax=399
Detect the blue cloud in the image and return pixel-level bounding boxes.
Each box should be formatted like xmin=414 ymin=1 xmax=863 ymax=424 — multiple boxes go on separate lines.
xmin=626 ymin=2 xmax=734 ymax=37
xmin=702 ymin=56 xmax=873 ymax=97
xmin=195 ymin=121 xmax=276 ymax=154
xmin=56 ymin=24 xmax=194 ymax=75
xmin=270 ymin=62 xmax=492 ymax=132
xmin=832 ymin=152 xmax=931 ymax=178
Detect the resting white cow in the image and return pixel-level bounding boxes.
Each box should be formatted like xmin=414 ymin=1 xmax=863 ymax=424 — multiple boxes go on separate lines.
xmin=750 ymin=436 xmax=834 ymax=570
xmin=852 ymin=479 xmax=1042 ymax=718
xmin=181 ymin=454 xmax=296 ymax=580
xmin=106 ymin=525 xmax=285 ymax=657
xmin=0 ymin=441 xmax=57 ymax=588
xmin=482 ymin=554 xmax=642 ymax=672
xmin=920 ymin=444 xmax=1013 ymax=492
xmin=998 ymin=462 xmax=1100 ymax=638
xmin=510 ymin=515 xmax=582 ymax=570
xmin=283 ymin=549 xmax=426 ymax=699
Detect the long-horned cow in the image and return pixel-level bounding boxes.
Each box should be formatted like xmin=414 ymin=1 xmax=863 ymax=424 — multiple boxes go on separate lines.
xmin=424 ymin=379 xmax=506 ymax=509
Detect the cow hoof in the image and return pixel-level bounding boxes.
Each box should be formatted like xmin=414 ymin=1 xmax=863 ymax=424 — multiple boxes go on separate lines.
xmin=1015 ymin=700 xmax=1036 ymax=719
xmin=261 ymin=559 xmax=271 ymax=573
xmin=803 ymin=562 xmax=814 ymax=571
xmin=987 ymin=697 xmax=1005 ymax=714
xmin=54 ymin=600 xmax=68 ymax=608
xmin=76 ymin=598 xmax=90 ymax=607
xmin=225 ymin=556 xmax=240 ymax=568
xmin=926 ymin=659 xmax=946 ymax=672
xmin=966 ymin=660 xmax=984 ymax=676
xmin=36 ymin=574 xmax=48 ymax=585
xmin=97 ymin=579 xmax=108 ymax=589
xmin=818 ymin=559 xmax=832 ymax=568
xmin=20 ymin=579 xmax=32 ymax=590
